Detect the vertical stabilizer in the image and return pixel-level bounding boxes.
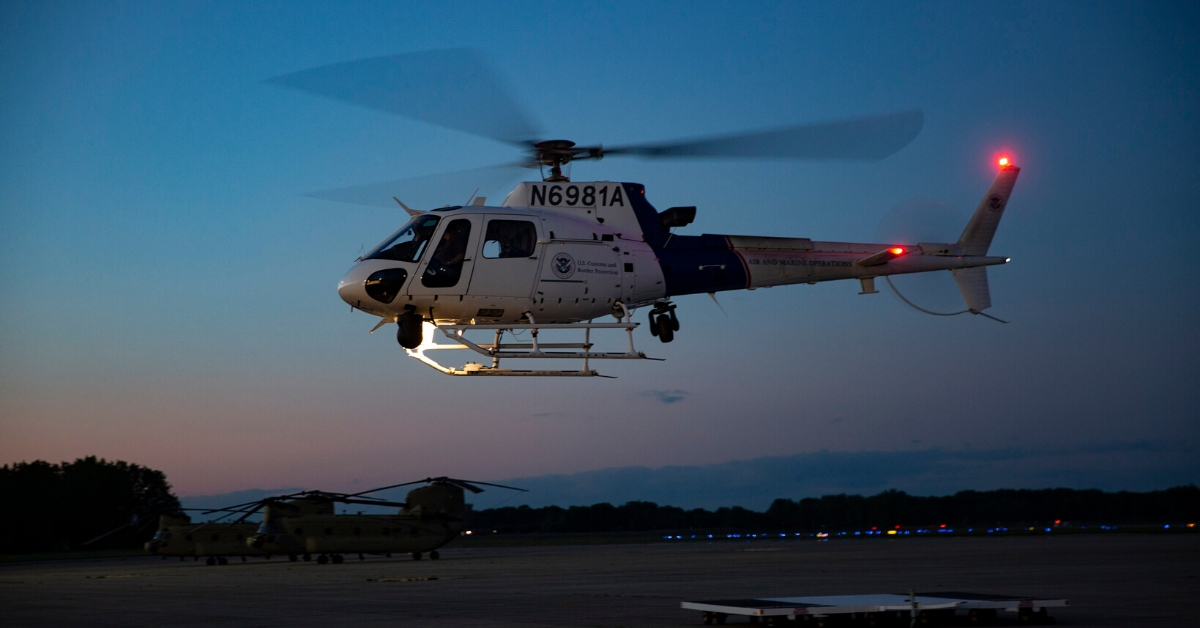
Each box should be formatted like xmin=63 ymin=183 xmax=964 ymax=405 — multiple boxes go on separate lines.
xmin=958 ymin=165 xmax=1020 ymax=256
xmin=951 ymin=267 xmax=992 ymax=313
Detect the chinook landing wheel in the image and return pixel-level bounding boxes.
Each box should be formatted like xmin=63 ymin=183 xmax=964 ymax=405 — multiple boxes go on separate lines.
xmin=218 ymin=557 xmax=228 ymax=566
xmin=317 ymin=554 xmax=329 ymax=565
xmin=205 ymin=557 xmax=216 ymax=566
xmin=411 ymin=552 xmax=423 ymax=561
xmin=429 ymin=550 xmax=440 ymax=560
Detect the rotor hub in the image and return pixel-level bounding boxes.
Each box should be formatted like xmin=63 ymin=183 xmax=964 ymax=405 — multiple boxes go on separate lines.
xmin=530 ymin=140 xmax=604 ymax=182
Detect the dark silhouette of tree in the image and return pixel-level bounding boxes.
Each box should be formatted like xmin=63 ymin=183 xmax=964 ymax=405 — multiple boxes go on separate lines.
xmin=0 ymin=457 xmax=180 ymax=554
xmin=467 ymin=486 xmax=1200 ymax=535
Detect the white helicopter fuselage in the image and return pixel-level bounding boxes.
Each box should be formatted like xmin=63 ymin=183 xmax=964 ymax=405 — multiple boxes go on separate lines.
xmin=337 ymin=172 xmax=1015 ymax=327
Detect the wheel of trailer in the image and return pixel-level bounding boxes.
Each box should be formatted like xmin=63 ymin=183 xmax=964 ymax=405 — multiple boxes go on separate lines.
xmin=303 ymin=553 xmax=311 ymax=562
xmin=714 ymin=613 xmax=727 ymax=625
xmin=430 ymin=550 xmax=440 ymax=560
xmin=702 ymin=611 xmax=713 ymax=625
xmin=218 ymin=557 xmax=228 ymax=566
xmin=288 ymin=554 xmax=298 ymax=562
xmin=411 ymin=552 xmax=423 ymax=561
xmin=205 ymin=557 xmax=216 ymax=566
xmin=317 ymin=554 xmax=329 ymax=565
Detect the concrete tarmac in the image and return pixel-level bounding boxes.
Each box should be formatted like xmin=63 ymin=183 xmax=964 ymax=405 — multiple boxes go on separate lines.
xmin=1 ymin=533 xmax=1196 ymax=627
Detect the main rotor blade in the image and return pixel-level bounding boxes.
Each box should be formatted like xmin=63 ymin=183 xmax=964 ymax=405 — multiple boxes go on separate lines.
xmin=82 ymin=514 xmax=155 ymax=546
xmin=451 ymin=479 xmax=528 ymax=493
xmin=603 ymin=110 xmax=923 ymax=161
xmin=306 ymin=163 xmax=529 ymax=208
xmin=265 ymin=49 xmax=541 ymax=145
xmin=336 ymin=498 xmax=408 ymax=508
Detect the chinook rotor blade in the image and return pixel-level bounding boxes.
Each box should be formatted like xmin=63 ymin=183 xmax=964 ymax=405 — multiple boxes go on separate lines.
xmin=82 ymin=514 xmax=157 ymax=547
xmin=442 ymin=478 xmax=528 ymax=493
xmin=265 ymin=49 xmax=541 ymax=145
xmin=347 ymin=476 xmax=526 ymax=497
xmin=602 ymin=110 xmax=924 ymax=161
xmin=336 ymin=497 xmax=409 ymax=508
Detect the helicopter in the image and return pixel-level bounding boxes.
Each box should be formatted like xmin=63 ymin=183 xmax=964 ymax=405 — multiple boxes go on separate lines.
xmin=143 ymin=512 xmax=267 ymax=565
xmin=213 ymin=477 xmax=524 ymax=564
xmin=82 ymin=507 xmax=268 ymax=565
xmin=269 ymin=50 xmax=1019 ymax=377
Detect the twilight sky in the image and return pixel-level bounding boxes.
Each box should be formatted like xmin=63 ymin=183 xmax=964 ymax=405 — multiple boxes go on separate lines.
xmin=2 ymin=1 xmax=1197 ymax=500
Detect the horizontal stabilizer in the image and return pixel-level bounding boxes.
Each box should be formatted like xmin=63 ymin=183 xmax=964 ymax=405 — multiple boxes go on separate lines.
xmin=856 ymin=247 xmax=907 ymax=267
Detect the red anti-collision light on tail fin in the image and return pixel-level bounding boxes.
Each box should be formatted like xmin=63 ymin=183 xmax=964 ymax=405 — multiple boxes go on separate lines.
xmin=890 ymin=247 xmax=904 ymax=255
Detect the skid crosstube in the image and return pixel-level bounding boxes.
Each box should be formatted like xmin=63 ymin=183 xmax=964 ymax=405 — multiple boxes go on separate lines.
xmin=404 ymin=313 xmax=652 ymax=377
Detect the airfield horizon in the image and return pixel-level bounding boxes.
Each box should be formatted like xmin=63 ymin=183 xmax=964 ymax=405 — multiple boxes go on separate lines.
xmin=2 ymin=533 xmax=1196 ymax=627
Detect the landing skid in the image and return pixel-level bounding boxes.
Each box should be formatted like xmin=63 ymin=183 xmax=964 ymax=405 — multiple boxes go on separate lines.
xmin=405 ymin=309 xmax=652 ymax=377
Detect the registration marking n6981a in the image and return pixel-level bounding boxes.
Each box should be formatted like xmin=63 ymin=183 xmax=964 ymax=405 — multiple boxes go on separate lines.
xmin=529 ymin=184 xmax=624 ymax=208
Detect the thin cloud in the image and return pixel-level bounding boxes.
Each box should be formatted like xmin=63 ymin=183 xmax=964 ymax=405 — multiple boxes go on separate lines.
xmin=645 ymin=390 xmax=689 ymax=404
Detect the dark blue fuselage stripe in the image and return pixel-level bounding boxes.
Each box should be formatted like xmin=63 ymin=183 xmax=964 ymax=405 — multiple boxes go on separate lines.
xmin=622 ymin=182 xmax=751 ymax=298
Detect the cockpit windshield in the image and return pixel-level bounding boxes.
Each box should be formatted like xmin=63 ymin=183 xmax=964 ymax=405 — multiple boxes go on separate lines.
xmin=364 ymin=214 xmax=442 ymax=262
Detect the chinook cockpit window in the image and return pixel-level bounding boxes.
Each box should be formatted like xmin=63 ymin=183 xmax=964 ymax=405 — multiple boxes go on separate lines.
xmin=365 ymin=215 xmax=441 ymax=262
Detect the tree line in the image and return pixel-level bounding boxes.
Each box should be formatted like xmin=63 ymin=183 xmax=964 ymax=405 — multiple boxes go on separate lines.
xmin=0 ymin=457 xmax=180 ymax=554
xmin=3 ymin=456 xmax=1195 ymax=554
xmin=465 ymin=486 xmax=1200 ymax=534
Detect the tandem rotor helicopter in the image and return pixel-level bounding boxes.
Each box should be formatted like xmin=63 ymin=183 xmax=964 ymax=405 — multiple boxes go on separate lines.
xmin=141 ymin=477 xmax=522 ymax=565
xmin=270 ymin=50 xmax=1020 ymax=377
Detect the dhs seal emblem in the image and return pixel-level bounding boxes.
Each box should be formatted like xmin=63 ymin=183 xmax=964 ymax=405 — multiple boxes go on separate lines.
xmin=552 ymin=252 xmax=575 ymax=279
xmin=988 ymin=195 xmax=1003 ymax=212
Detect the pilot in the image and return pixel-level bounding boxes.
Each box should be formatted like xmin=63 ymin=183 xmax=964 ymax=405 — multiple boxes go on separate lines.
xmin=384 ymin=218 xmax=438 ymax=262
xmin=423 ymin=220 xmax=471 ymax=285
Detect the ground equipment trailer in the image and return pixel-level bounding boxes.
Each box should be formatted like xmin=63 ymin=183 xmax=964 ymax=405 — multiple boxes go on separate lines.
xmin=682 ymin=592 xmax=1068 ymax=625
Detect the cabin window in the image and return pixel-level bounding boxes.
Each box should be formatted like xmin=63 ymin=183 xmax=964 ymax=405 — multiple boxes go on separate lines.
xmin=482 ymin=220 xmax=536 ymax=259
xmin=366 ymin=215 xmax=442 ymax=262
xmin=421 ymin=219 xmax=472 ymax=288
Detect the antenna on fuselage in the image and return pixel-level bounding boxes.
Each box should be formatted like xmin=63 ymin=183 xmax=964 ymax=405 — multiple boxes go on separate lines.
xmin=393 ymin=197 xmax=423 ymax=217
